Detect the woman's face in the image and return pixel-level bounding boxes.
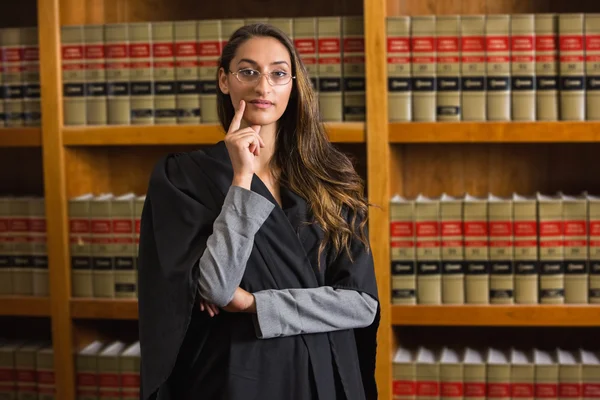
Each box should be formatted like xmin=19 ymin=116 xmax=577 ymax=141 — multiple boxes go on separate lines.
xmin=219 ymin=36 xmax=294 ymax=128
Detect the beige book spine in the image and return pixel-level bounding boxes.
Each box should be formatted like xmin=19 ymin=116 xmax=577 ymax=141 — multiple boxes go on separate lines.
xmin=198 ymin=20 xmax=221 ymax=123
xmin=535 ymin=365 xmax=559 ymax=400
xmin=105 ymin=23 xmax=130 ymax=124
xmin=582 ymin=362 xmax=600 ymax=400
xmin=511 ymin=14 xmax=536 ymax=121
xmin=29 ymin=198 xmax=48 ymax=297
xmin=175 ymin=21 xmax=200 ymax=123
xmin=15 ymin=344 xmax=39 ymax=400
xmin=221 ymin=19 xmax=244 ymax=45
xmin=129 ymin=23 xmax=154 ymax=125
xmin=84 ymin=25 xmax=107 ymax=125
xmin=440 ymin=199 xmax=464 ymax=304
xmin=36 ymin=348 xmax=55 ymax=400
xmin=61 ymin=25 xmax=86 ymax=125
xmin=464 ymin=198 xmax=489 ymax=304
xmin=2 ymin=28 xmax=24 ymax=127
xmin=390 ymin=199 xmax=416 ymax=305
xmin=513 ymin=197 xmax=539 ymax=304
xmin=112 ymin=196 xmax=135 ymax=298
xmin=11 ymin=198 xmax=33 ymax=296
xmin=268 ymin=18 xmax=293 ymax=39
xmin=393 ymin=357 xmax=416 ymax=400
xmin=152 ymin=22 xmax=176 ymax=124
xmin=512 ymin=364 xmax=535 ymax=400
xmin=535 ymin=14 xmax=559 ymax=121
xmin=76 ymin=348 xmax=100 ymax=400
xmin=70 ymin=196 xmax=93 ymax=298
xmin=119 ymin=348 xmax=140 ymax=400
xmin=461 ymin=16 xmax=486 ymax=121
xmin=487 ymin=365 xmax=511 ymax=400
xmin=0 ymin=344 xmax=18 ymax=399
xmin=342 ymin=16 xmax=365 ymax=121
xmin=416 ymin=362 xmax=440 ymax=400
xmin=559 ymin=364 xmax=582 ymax=400
xmin=318 ymin=17 xmax=343 ymax=122
xmin=440 ymin=364 xmax=463 ymax=400
xmin=134 ymin=196 xmax=144 ymax=298
xmin=97 ymin=352 xmax=121 ymax=400
xmin=294 ymin=18 xmax=318 ymax=92
xmin=486 ymin=15 xmax=511 ymax=121
xmin=562 ymin=196 xmax=589 ymax=304
xmin=488 ymin=198 xmax=514 ymax=304
xmin=559 ymin=14 xmax=585 ymax=121
xmin=538 ymin=196 xmax=565 ymax=304
xmin=585 ymin=14 xmax=600 ymax=120
xmin=387 ymin=16 xmax=411 ymax=121
xmin=464 ymin=365 xmax=486 ymax=400
xmin=91 ymin=195 xmax=114 ymax=298
xmin=589 ymin=197 xmax=600 ymax=303
xmin=411 ymin=16 xmax=436 ymax=121
xmin=0 ymin=198 xmax=13 ymax=295
xmin=436 ymin=16 xmax=460 ymax=121
xmin=416 ymin=198 xmax=441 ymax=304
xmin=22 ymin=27 xmax=40 ymax=126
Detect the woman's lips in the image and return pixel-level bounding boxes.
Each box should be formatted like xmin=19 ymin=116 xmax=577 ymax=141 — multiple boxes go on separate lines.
xmin=249 ymin=100 xmax=273 ymax=109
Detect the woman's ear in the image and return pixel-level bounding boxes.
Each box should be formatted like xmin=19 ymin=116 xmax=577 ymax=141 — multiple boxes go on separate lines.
xmin=218 ymin=67 xmax=229 ymax=94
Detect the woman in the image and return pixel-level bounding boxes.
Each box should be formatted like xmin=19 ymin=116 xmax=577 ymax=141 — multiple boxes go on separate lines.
xmin=137 ymin=23 xmax=380 ymax=400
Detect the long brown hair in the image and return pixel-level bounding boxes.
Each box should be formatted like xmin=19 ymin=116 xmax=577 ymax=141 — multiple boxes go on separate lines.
xmin=217 ymin=23 xmax=369 ymax=263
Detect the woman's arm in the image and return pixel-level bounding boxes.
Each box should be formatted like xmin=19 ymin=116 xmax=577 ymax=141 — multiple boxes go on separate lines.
xmin=197 ymin=185 xmax=274 ymax=307
xmin=250 ymin=287 xmax=378 ymax=339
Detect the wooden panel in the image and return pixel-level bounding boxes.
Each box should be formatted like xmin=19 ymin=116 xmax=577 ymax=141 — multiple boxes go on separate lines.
xmin=0 ymin=0 xmax=38 ymax=27
xmin=0 ymin=128 xmax=42 ymax=147
xmin=392 ymin=305 xmax=600 ymax=327
xmin=60 ymin=0 xmax=362 ymax=25
xmin=71 ymin=299 xmax=139 ymax=320
xmin=394 ymin=143 xmax=600 ymax=198
xmin=38 ymin=0 xmax=75 ymax=398
xmin=0 ymin=148 xmax=44 ymax=196
xmin=0 ymin=296 xmax=51 ymax=317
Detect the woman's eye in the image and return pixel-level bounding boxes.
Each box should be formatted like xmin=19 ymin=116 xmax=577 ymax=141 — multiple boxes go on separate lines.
xmin=240 ymin=69 xmax=257 ymax=76
xmin=273 ymin=71 xmax=287 ymax=77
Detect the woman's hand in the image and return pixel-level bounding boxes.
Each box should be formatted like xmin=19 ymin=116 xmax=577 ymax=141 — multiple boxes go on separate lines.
xmin=199 ymin=297 xmax=220 ymax=317
xmin=222 ymin=288 xmax=257 ymax=313
xmin=224 ymin=100 xmax=264 ymax=189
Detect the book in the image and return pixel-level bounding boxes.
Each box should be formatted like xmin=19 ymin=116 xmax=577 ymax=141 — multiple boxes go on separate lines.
xmin=535 ymin=14 xmax=559 ymax=121
xmin=559 ymin=14 xmax=585 ymax=121
xmin=15 ymin=343 xmax=43 ymax=400
xmin=268 ymin=18 xmax=293 ymax=39
xmin=342 ymin=16 xmax=365 ymax=121
xmin=318 ymin=17 xmax=343 ymax=122
xmin=69 ymin=194 xmax=93 ymax=298
xmin=76 ymin=341 xmax=104 ymax=400
xmin=36 ymin=347 xmax=55 ymax=400
xmin=511 ymin=349 xmax=535 ymax=400
xmin=588 ymin=194 xmax=600 ymax=304
xmin=387 ymin=16 xmax=412 ymax=122
xmin=561 ymin=193 xmax=589 ymax=304
xmin=152 ymin=22 xmax=176 ymax=124
xmin=580 ymin=349 xmax=600 ymax=400
xmin=488 ymin=194 xmax=514 ymax=304
xmin=416 ymin=347 xmax=440 ymax=400
xmin=129 ymin=22 xmax=154 ymax=125
xmin=393 ymin=348 xmax=416 ymax=400
xmin=61 ymin=25 xmax=86 ymax=125
xmin=221 ymin=19 xmax=244 ymax=46
xmin=585 ymin=14 xmax=600 ymax=120
xmin=511 ymin=14 xmax=536 ymax=121
xmin=460 ymin=16 xmax=486 ymax=121
xmin=22 ymin=27 xmax=40 ymax=127
xmin=440 ymin=347 xmax=463 ymax=400
xmin=0 ymin=342 xmax=19 ymax=399
xmin=134 ymin=195 xmax=145 ymax=297
xmin=557 ymin=349 xmax=582 ymax=400
xmin=486 ymin=15 xmax=511 ymax=121
xmin=463 ymin=348 xmax=486 ymax=400
xmin=415 ymin=194 xmax=441 ymax=304
xmin=119 ymin=342 xmax=140 ymax=400
xmin=293 ymin=18 xmax=318 ymax=92
xmin=198 ymin=20 xmax=222 ymax=123
xmin=112 ymin=193 xmax=136 ymax=299
xmin=91 ymin=193 xmax=114 ymax=298
xmin=440 ymin=194 xmax=464 ymax=304
xmin=534 ymin=349 xmax=559 ymax=400
xmin=175 ymin=21 xmax=200 ymax=124
xmin=411 ymin=16 xmax=436 ymax=121
xmin=513 ymin=193 xmax=539 ymax=304
xmin=105 ymin=23 xmax=130 ymax=125
xmin=11 ymin=197 xmax=33 ymax=296
xmin=464 ymin=194 xmax=489 ymax=304
xmin=2 ymin=28 xmax=24 ymax=127
xmin=537 ymin=193 xmax=565 ymax=304
xmin=390 ymin=195 xmax=416 ymax=305
xmin=97 ymin=341 xmax=125 ymax=400
xmin=436 ymin=16 xmax=460 ymax=121
xmin=487 ymin=349 xmax=511 ymax=400
xmin=29 ymin=197 xmax=48 ymax=297
xmin=0 ymin=197 xmax=12 ymax=295
xmin=84 ymin=25 xmax=107 ymax=125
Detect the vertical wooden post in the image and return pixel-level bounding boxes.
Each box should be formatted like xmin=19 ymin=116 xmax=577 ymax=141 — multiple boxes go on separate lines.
xmin=364 ymin=0 xmax=392 ymax=398
xmin=38 ymin=0 xmax=75 ymax=399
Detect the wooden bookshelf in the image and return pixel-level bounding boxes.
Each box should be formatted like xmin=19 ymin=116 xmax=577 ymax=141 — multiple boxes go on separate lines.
xmin=392 ymin=305 xmax=600 ymax=327
xmin=389 ymin=121 xmax=600 ymax=143
xmin=0 ymin=296 xmax=51 ymax=317
xmin=0 ymin=128 xmax=42 ymax=147
xmin=70 ymin=299 xmax=139 ymax=320
xmin=62 ymin=122 xmax=365 ymax=146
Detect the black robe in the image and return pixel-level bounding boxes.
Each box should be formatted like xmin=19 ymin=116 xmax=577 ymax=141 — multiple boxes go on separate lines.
xmin=137 ymin=141 xmax=380 ymax=400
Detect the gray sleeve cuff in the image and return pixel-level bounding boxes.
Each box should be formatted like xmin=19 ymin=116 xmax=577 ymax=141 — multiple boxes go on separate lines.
xmin=225 ymin=185 xmax=275 ymax=227
xmin=253 ymin=290 xmax=302 ymax=339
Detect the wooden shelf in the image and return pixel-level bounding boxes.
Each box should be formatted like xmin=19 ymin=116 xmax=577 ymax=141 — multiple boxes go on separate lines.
xmin=63 ymin=122 xmax=365 ymax=146
xmin=392 ymin=304 xmax=600 ymax=327
xmin=0 ymin=128 xmax=42 ymax=147
xmin=389 ymin=121 xmax=600 ymax=143
xmin=0 ymin=296 xmax=51 ymax=317
xmin=70 ymin=298 xmax=138 ymax=320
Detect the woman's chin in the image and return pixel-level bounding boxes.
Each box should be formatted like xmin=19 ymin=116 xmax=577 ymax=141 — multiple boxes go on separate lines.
xmin=245 ymin=112 xmax=279 ymax=128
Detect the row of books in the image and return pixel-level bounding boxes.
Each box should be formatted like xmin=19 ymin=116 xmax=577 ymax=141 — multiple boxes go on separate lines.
xmin=62 ymin=16 xmax=365 ymax=126
xmin=387 ymin=13 xmax=600 ymax=122
xmin=76 ymin=341 xmax=140 ymax=400
xmin=0 ymin=341 xmax=55 ymax=399
xmin=0 ymin=196 xmax=48 ymax=297
xmin=393 ymin=346 xmax=600 ymax=400
xmin=390 ymin=192 xmax=600 ymax=305
xmin=0 ymin=27 xmax=41 ymax=127
xmin=69 ymin=193 xmax=145 ymax=299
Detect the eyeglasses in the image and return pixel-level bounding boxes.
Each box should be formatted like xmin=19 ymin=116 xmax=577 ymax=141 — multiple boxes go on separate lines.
xmin=229 ymin=68 xmax=296 ymax=86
